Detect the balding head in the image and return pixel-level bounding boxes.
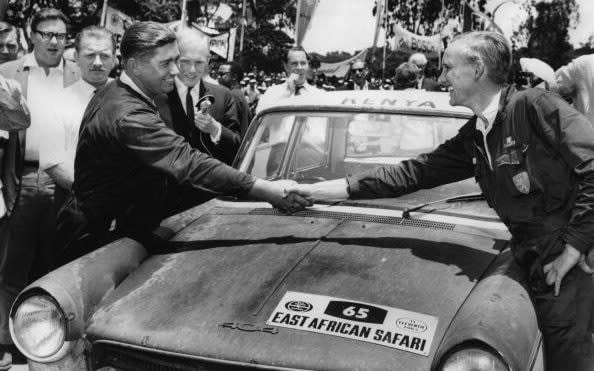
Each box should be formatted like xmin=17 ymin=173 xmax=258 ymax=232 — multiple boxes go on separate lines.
xmin=175 ymin=28 xmax=211 ymax=87
xmin=448 ymin=31 xmax=511 ymax=86
xmin=408 ymin=53 xmax=428 ymax=71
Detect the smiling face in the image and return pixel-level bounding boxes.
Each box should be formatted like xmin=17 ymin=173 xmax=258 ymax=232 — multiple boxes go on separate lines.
xmin=75 ymin=36 xmax=116 ymax=88
xmin=438 ymin=43 xmax=480 ymax=108
xmin=177 ymin=36 xmax=210 ymax=88
xmin=131 ymin=42 xmax=179 ymax=97
xmin=32 ymin=19 xmax=67 ymax=68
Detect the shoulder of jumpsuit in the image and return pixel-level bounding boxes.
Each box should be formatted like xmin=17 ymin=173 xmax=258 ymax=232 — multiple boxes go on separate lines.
xmin=87 ymin=79 xmax=162 ymax=134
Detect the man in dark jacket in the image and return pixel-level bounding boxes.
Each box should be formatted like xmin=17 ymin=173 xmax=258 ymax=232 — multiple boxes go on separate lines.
xmin=56 ymin=22 xmax=309 ymax=264
xmin=156 ymin=28 xmax=240 ymax=165
xmin=290 ymin=31 xmax=594 ymax=371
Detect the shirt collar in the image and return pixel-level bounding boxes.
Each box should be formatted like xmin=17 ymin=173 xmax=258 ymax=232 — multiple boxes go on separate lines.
xmin=174 ymin=76 xmax=200 ymax=96
xmin=476 ymin=90 xmax=502 ymax=132
xmin=120 ymin=71 xmax=155 ymax=105
xmin=23 ymin=52 xmax=64 ymax=71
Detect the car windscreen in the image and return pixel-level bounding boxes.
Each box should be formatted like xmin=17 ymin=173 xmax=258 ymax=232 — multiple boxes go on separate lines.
xmin=238 ymin=111 xmax=467 ymax=183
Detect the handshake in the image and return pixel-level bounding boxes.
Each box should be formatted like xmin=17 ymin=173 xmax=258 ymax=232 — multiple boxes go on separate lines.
xmin=272 ymin=180 xmax=314 ymax=214
xmin=249 ymin=178 xmax=348 ymax=214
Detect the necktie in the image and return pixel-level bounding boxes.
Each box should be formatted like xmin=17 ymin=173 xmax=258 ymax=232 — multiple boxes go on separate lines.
xmin=295 ymin=85 xmax=303 ymax=96
xmin=186 ymin=86 xmax=195 ymax=122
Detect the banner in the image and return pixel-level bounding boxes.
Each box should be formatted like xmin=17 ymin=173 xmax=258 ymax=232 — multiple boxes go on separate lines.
xmin=318 ymin=49 xmax=368 ymax=78
xmin=295 ymin=0 xmax=320 ymax=47
xmin=390 ymin=24 xmax=443 ymax=57
xmin=208 ymin=28 xmax=236 ymax=61
xmin=167 ymin=22 xmax=236 ymax=61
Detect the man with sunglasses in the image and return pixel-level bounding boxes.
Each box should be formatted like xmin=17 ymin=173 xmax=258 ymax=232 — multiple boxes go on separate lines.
xmin=156 ymin=28 xmax=241 ymax=166
xmin=0 ymin=8 xmax=80 ymax=368
xmin=218 ymin=62 xmax=251 ymax=137
xmin=348 ymin=60 xmax=369 ymax=90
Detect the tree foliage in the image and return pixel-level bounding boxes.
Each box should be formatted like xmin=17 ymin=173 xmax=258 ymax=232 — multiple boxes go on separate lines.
xmin=514 ymin=0 xmax=578 ymax=70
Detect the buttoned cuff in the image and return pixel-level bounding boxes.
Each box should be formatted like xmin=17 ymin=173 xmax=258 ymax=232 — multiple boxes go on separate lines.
xmin=345 ymin=173 xmax=361 ymax=199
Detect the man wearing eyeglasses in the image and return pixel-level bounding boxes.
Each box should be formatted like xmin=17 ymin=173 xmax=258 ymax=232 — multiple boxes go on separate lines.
xmin=218 ymin=62 xmax=251 ymax=137
xmin=0 ymin=8 xmax=79 ymax=367
xmin=347 ymin=60 xmax=369 ymax=90
xmin=156 ymin=28 xmax=241 ymax=166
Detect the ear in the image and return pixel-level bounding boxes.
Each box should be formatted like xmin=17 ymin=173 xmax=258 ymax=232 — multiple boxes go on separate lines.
xmin=126 ymin=57 xmax=138 ymax=76
xmin=474 ymin=59 xmax=486 ymax=80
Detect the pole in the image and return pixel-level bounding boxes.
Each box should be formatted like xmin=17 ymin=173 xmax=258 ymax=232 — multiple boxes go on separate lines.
xmin=100 ymin=0 xmax=109 ymax=27
xmin=381 ymin=0 xmax=388 ymax=81
xmin=239 ymin=0 xmax=247 ymax=53
xmin=180 ymin=0 xmax=188 ymax=28
xmin=295 ymin=0 xmax=302 ymax=46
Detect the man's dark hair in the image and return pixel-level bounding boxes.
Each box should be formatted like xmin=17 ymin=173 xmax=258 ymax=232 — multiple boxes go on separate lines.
xmin=394 ymin=62 xmax=420 ymax=89
xmin=120 ymin=21 xmax=176 ymax=62
xmin=223 ymin=62 xmax=243 ymax=81
xmin=0 ymin=21 xmax=15 ymax=35
xmin=281 ymin=46 xmax=309 ymax=64
xmin=74 ymin=25 xmax=116 ymax=54
xmin=451 ymin=31 xmax=511 ymax=86
xmin=31 ymin=8 xmax=69 ymax=33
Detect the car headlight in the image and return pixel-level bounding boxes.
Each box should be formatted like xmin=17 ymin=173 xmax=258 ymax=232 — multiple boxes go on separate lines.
xmin=439 ymin=346 xmax=509 ymax=371
xmin=12 ymin=295 xmax=66 ymax=359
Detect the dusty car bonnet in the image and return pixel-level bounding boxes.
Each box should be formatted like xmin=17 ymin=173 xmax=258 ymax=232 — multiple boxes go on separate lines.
xmin=86 ymin=204 xmax=504 ymax=371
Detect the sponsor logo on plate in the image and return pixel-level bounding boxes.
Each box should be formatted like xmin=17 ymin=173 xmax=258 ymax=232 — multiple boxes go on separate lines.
xmin=285 ymin=300 xmax=313 ymax=312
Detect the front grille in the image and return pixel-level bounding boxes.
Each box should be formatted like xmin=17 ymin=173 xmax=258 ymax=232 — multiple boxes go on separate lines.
xmin=249 ymin=208 xmax=455 ymax=230
xmin=92 ymin=343 xmax=277 ymax=371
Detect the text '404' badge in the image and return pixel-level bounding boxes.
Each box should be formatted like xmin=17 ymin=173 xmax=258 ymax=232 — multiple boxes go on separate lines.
xmin=512 ymin=171 xmax=530 ymax=194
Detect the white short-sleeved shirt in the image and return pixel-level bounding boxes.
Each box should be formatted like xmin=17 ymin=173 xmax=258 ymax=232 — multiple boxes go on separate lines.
xmin=555 ymin=54 xmax=594 ymax=124
xmin=39 ymin=79 xmax=104 ymax=179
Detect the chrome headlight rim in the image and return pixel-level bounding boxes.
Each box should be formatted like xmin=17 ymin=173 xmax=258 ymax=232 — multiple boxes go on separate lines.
xmin=9 ymin=292 xmax=73 ymax=363
xmin=437 ymin=340 xmax=510 ymax=371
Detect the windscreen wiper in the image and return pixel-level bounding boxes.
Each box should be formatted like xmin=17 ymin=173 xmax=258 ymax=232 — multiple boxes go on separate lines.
xmin=401 ymin=193 xmax=485 ymax=219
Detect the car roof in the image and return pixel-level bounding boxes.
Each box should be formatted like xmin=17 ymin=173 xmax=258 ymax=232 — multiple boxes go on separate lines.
xmin=258 ymin=90 xmax=474 ymax=118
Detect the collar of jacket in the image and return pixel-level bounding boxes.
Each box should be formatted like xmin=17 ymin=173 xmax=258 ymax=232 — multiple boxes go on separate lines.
xmin=116 ymin=78 xmax=157 ymax=110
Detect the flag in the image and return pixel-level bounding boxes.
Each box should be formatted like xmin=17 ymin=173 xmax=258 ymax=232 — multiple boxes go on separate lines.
xmin=318 ymin=49 xmax=369 ymax=78
xmin=295 ymin=0 xmax=320 ymax=47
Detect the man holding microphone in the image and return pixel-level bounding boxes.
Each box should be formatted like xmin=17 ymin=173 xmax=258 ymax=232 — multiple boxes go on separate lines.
xmin=256 ymin=46 xmax=322 ymax=113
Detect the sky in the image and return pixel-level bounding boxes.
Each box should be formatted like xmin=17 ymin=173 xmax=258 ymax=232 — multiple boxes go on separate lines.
xmin=302 ymin=0 xmax=594 ymax=54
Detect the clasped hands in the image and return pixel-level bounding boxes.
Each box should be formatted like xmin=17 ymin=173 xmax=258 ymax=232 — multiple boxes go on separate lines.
xmin=267 ymin=181 xmax=314 ymax=214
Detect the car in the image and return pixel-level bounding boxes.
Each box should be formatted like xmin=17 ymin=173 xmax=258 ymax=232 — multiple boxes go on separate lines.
xmin=9 ymin=90 xmax=546 ymax=371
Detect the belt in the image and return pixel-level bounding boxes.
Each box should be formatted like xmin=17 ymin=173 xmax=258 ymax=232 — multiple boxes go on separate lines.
xmin=24 ymin=160 xmax=39 ymax=168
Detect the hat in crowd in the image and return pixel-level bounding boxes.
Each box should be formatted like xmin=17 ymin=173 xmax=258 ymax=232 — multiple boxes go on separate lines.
xmin=249 ymin=78 xmax=257 ymax=84
xmin=352 ymin=60 xmax=365 ymax=70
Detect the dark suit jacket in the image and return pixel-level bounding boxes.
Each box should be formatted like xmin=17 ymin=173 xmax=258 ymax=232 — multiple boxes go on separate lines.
xmin=156 ymin=80 xmax=241 ymax=165
xmin=0 ymin=57 xmax=79 ymax=215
